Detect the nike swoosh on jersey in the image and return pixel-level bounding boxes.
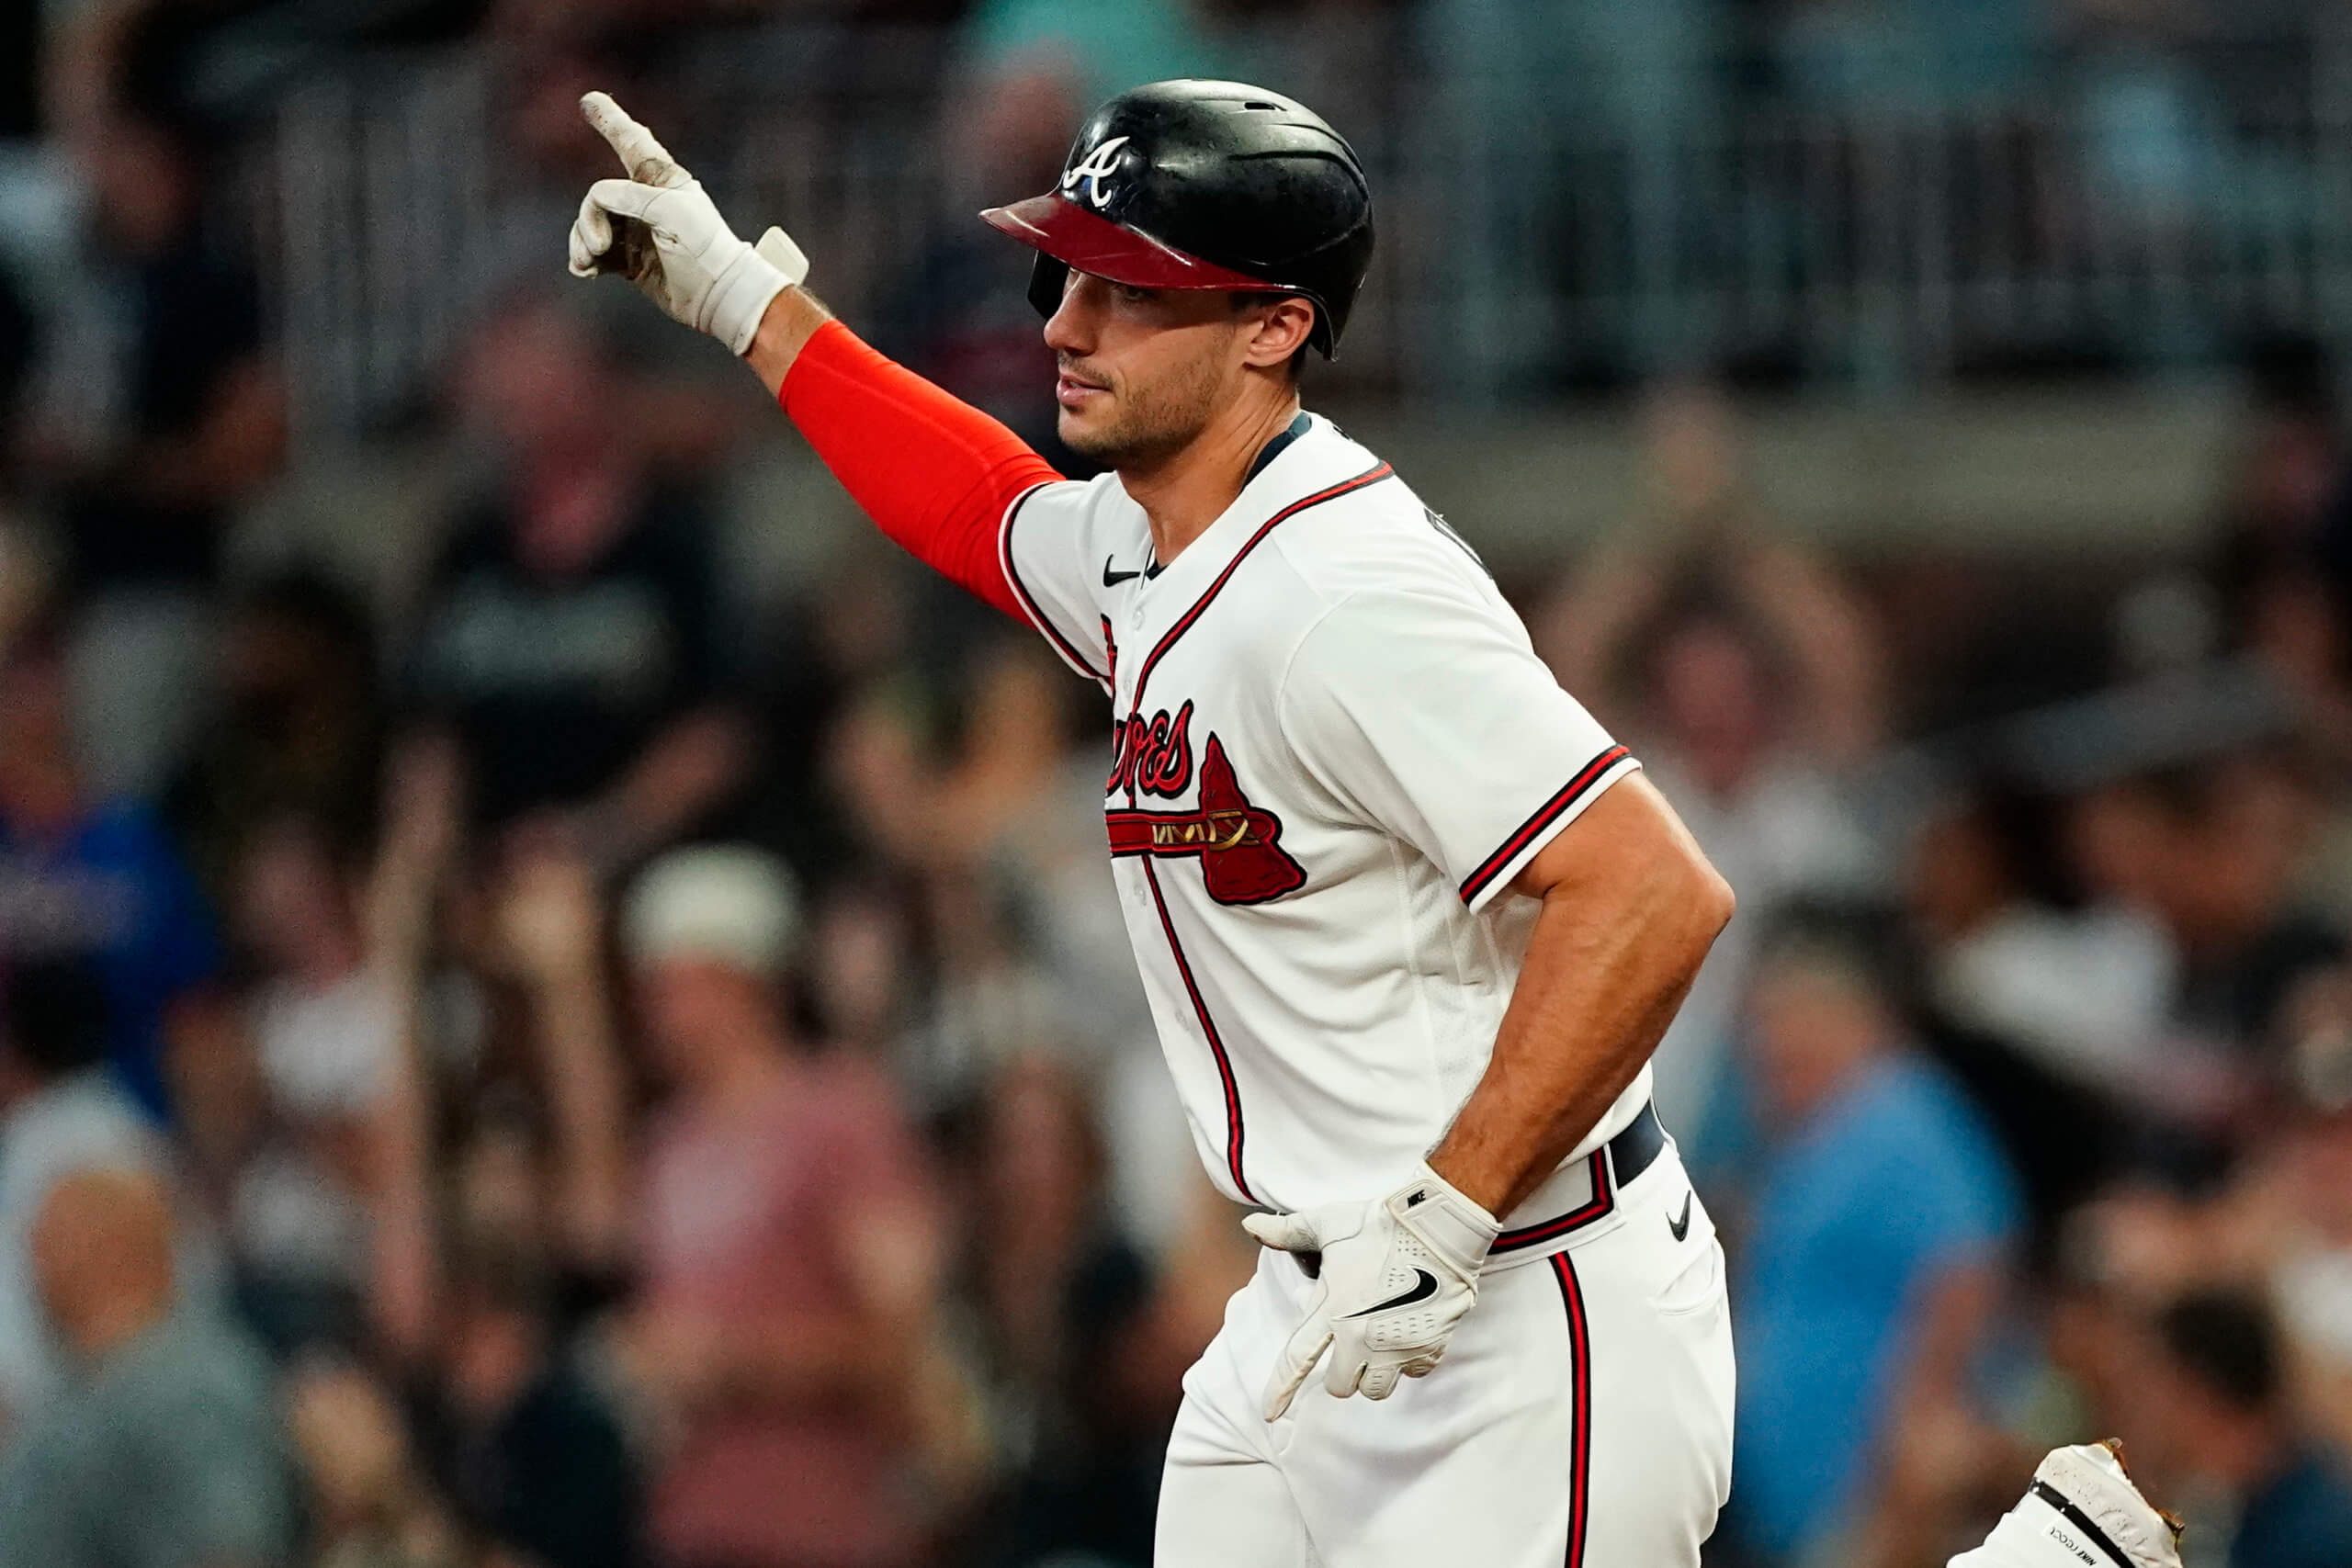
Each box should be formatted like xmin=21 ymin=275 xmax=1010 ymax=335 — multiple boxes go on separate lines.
xmin=1667 ymin=1191 xmax=1693 ymax=1243
xmin=1102 ymin=557 xmax=1141 ymax=586
xmin=1344 ymin=1269 xmax=1440 ymax=1317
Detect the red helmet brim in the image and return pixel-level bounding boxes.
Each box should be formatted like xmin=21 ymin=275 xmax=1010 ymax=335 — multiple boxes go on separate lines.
xmin=978 ymin=193 xmax=1280 ymax=293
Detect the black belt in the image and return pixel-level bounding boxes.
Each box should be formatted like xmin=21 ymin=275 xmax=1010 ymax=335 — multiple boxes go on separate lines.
xmin=1490 ymin=1100 xmax=1666 ymax=1255
xmin=1608 ymin=1100 xmax=1666 ymax=1187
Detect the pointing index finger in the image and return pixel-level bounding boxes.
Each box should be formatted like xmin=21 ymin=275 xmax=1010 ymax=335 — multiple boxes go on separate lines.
xmin=579 ymin=91 xmax=691 ymax=188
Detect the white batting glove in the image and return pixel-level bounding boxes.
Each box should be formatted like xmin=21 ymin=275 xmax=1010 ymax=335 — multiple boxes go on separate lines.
xmin=568 ymin=91 xmax=809 ymax=356
xmin=1948 ymin=1443 xmax=2182 ymax=1568
xmin=1243 ymin=1163 xmax=1498 ymax=1419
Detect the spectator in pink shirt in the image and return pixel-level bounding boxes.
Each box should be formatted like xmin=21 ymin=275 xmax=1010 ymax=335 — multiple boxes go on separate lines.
xmin=615 ymin=847 xmax=951 ymax=1568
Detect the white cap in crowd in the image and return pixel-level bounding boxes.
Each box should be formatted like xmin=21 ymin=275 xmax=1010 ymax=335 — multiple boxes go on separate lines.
xmin=622 ymin=845 xmax=803 ymax=981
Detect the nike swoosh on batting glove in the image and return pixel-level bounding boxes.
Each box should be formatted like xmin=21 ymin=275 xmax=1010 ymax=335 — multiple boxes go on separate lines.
xmin=569 ymin=91 xmax=808 ymax=355
xmin=1243 ymin=1162 xmax=1498 ymax=1420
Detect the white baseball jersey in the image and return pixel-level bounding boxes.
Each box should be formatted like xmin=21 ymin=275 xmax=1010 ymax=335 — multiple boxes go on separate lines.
xmin=998 ymin=412 xmax=1649 ymax=1224
xmin=998 ymin=411 xmax=1731 ymax=1568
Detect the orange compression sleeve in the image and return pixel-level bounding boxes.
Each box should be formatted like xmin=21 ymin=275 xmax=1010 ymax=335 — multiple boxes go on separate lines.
xmin=779 ymin=320 xmax=1062 ymax=620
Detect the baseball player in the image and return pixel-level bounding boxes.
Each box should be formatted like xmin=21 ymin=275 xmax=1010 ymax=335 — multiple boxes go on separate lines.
xmin=568 ymin=78 xmax=2185 ymax=1568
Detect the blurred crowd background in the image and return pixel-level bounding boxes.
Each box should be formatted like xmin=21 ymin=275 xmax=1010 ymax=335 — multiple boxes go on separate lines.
xmin=6 ymin=2 xmax=2352 ymax=1567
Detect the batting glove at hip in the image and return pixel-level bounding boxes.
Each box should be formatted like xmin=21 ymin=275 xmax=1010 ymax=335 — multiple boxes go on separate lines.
xmin=1244 ymin=1162 xmax=1498 ymax=1420
xmin=568 ymin=91 xmax=808 ymax=356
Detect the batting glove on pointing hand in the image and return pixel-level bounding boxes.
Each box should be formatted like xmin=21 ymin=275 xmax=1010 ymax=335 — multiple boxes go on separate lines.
xmin=569 ymin=91 xmax=808 ymax=356
xmin=1243 ymin=1163 xmax=1499 ymax=1420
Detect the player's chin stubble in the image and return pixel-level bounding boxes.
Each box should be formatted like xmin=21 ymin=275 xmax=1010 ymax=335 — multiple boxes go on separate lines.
xmin=1060 ymin=344 xmax=1228 ymax=470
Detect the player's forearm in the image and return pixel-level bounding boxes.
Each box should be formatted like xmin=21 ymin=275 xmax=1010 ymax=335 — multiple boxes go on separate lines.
xmin=760 ymin=303 xmax=1059 ymax=620
xmin=1430 ymin=884 xmax=1710 ymax=1216
xmin=1430 ymin=780 xmax=1732 ymax=1217
xmin=744 ymin=286 xmax=836 ymax=396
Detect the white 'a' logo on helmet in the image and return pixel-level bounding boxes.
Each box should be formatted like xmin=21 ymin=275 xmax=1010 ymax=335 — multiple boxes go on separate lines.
xmin=1061 ymin=135 xmax=1132 ymax=210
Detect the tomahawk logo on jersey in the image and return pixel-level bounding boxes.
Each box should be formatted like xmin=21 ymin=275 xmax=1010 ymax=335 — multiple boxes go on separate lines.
xmin=997 ymin=412 xmax=1646 ymax=1218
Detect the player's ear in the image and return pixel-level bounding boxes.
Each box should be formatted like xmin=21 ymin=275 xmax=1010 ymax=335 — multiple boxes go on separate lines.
xmin=1240 ymin=296 xmax=1316 ymax=373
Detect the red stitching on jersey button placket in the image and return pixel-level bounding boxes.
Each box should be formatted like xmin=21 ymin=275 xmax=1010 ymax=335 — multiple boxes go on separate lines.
xmin=1139 ymin=858 xmax=1255 ymax=1202
xmin=1111 ymin=458 xmax=1396 ymax=1206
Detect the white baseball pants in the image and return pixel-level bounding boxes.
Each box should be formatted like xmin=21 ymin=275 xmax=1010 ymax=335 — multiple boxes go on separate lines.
xmin=1156 ymin=1145 xmax=1735 ymax=1568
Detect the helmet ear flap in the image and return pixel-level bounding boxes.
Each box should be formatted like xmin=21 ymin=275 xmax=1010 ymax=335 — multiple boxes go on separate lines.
xmin=1027 ymin=255 xmax=1069 ymax=321
xmin=1304 ymin=297 xmax=1337 ymax=360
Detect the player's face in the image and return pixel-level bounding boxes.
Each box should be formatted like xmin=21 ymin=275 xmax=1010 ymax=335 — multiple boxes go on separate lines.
xmin=1044 ymin=272 xmax=1258 ymax=468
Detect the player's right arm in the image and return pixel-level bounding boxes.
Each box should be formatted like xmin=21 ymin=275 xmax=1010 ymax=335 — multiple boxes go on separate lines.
xmin=567 ymin=91 xmax=1060 ymax=624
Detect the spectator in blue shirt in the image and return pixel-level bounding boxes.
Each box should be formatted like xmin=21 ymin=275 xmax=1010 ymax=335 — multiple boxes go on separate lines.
xmin=0 ymin=618 xmax=220 ymax=1122
xmin=1724 ymin=908 xmax=2024 ymax=1564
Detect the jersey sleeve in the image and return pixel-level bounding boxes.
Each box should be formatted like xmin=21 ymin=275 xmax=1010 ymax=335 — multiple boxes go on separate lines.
xmin=1279 ymin=587 xmax=1641 ymax=911
xmin=999 ymin=481 xmax=1114 ymax=688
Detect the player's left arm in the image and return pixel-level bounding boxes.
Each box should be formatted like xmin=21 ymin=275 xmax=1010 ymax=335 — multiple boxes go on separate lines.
xmin=1247 ymin=582 xmax=1731 ymax=1418
xmin=1427 ymin=775 xmax=1731 ymax=1216
xmin=1244 ymin=786 xmax=1729 ymax=1418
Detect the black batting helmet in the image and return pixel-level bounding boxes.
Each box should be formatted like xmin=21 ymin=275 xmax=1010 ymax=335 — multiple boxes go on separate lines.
xmin=978 ymin=80 xmax=1374 ymax=358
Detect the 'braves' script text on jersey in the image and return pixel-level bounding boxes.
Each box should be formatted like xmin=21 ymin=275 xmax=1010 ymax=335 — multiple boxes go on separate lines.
xmin=999 ymin=415 xmax=1647 ymax=1226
